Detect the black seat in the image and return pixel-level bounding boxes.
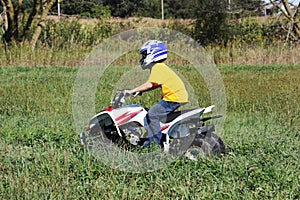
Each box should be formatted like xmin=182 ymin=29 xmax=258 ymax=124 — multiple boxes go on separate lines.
xmin=161 ymin=108 xmax=199 ymax=123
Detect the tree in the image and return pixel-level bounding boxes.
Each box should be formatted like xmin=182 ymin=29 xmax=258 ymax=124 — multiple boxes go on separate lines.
xmin=0 ymin=0 xmax=57 ymax=48
xmin=137 ymin=0 xmax=161 ymax=18
xmin=270 ymin=0 xmax=300 ymax=39
xmin=57 ymin=0 xmax=109 ymax=18
xmin=194 ymin=0 xmax=233 ymax=45
xmin=233 ymin=0 xmax=265 ymax=17
xmin=103 ymin=0 xmax=142 ymax=17
xmin=163 ymin=0 xmax=198 ymax=19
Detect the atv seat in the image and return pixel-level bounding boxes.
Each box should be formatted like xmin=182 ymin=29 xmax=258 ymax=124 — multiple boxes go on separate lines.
xmin=162 ymin=108 xmax=199 ymax=123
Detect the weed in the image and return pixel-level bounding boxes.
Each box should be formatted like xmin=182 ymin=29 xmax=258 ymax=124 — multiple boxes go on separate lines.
xmin=0 ymin=65 xmax=299 ymax=199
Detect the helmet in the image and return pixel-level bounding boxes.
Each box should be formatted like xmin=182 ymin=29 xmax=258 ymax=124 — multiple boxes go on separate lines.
xmin=139 ymin=40 xmax=167 ymax=69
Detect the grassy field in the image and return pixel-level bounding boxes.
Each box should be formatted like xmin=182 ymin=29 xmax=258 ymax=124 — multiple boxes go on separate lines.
xmin=0 ymin=64 xmax=299 ymax=199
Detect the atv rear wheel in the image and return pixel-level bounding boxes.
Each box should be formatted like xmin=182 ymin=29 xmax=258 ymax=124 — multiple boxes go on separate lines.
xmin=185 ymin=132 xmax=225 ymax=161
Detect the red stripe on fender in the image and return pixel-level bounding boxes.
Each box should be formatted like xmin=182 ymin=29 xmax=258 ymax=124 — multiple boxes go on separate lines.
xmin=115 ymin=111 xmax=129 ymax=121
xmin=103 ymin=107 xmax=114 ymax=112
xmin=161 ymin=125 xmax=169 ymax=131
xmin=116 ymin=109 xmax=143 ymax=126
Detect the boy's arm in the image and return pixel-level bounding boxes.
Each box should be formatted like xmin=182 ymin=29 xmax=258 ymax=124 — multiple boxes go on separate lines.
xmin=125 ymin=82 xmax=157 ymax=97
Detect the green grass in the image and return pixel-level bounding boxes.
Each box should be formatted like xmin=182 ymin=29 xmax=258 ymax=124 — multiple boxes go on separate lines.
xmin=0 ymin=65 xmax=299 ymax=199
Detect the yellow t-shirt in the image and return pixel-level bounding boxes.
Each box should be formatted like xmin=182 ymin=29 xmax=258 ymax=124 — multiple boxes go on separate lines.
xmin=147 ymin=63 xmax=188 ymax=103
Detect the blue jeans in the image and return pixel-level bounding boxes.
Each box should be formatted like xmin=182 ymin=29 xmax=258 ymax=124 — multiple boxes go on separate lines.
xmin=144 ymin=100 xmax=181 ymax=146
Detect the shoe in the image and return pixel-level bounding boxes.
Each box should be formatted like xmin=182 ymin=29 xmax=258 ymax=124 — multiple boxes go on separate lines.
xmin=142 ymin=140 xmax=151 ymax=147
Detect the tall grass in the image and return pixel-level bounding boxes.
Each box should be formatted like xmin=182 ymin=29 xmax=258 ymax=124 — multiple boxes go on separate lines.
xmin=1 ymin=42 xmax=299 ymax=67
xmin=0 ymin=65 xmax=299 ymax=199
xmin=1 ymin=17 xmax=299 ymax=67
xmin=210 ymin=44 xmax=300 ymax=65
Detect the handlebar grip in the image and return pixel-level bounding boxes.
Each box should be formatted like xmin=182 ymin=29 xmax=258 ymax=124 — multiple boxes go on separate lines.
xmin=133 ymin=91 xmax=143 ymax=96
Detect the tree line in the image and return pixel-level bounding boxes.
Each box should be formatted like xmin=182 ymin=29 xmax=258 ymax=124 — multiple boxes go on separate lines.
xmin=0 ymin=0 xmax=265 ymax=19
xmin=0 ymin=0 xmax=299 ymax=48
xmin=54 ymin=0 xmax=264 ymax=19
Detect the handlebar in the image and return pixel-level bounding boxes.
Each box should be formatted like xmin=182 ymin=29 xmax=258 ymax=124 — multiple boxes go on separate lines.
xmin=110 ymin=90 xmax=140 ymax=108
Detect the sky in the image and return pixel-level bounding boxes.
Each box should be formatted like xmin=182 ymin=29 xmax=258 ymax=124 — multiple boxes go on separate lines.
xmin=264 ymin=0 xmax=300 ymax=5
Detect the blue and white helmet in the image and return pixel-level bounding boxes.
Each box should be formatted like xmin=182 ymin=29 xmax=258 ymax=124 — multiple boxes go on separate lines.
xmin=139 ymin=40 xmax=168 ymax=69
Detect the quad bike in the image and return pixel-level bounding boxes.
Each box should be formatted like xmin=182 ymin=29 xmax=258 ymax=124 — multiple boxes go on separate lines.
xmin=79 ymin=90 xmax=225 ymax=161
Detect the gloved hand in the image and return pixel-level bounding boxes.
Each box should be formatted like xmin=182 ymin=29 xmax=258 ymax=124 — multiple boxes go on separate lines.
xmin=123 ymin=89 xmax=140 ymax=97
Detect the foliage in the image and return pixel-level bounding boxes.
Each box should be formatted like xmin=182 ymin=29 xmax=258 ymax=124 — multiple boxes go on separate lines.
xmin=101 ymin=0 xmax=265 ymax=18
xmin=137 ymin=0 xmax=162 ymax=18
xmin=194 ymin=0 xmax=231 ymax=46
xmin=192 ymin=0 xmax=298 ymax=46
xmin=103 ymin=0 xmax=145 ymax=18
xmin=1 ymin=15 xmax=300 ymax=68
xmin=165 ymin=0 xmax=200 ymax=19
xmin=2 ymin=0 xmax=298 ymax=49
xmin=0 ymin=65 xmax=299 ymax=199
xmin=41 ymin=0 xmax=267 ymax=19
xmin=231 ymin=0 xmax=265 ymax=17
xmin=269 ymin=0 xmax=300 ymax=36
xmin=1 ymin=16 xmax=300 ymax=66
xmin=0 ymin=0 xmax=56 ymax=46
xmin=55 ymin=0 xmax=111 ymax=19
xmin=40 ymin=19 xmax=112 ymax=48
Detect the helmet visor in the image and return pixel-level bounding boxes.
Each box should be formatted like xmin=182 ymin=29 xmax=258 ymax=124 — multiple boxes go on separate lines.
xmin=139 ymin=51 xmax=147 ymax=67
xmin=141 ymin=51 xmax=147 ymax=60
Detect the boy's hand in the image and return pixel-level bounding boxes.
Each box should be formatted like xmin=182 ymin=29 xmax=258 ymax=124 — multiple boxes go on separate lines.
xmin=123 ymin=90 xmax=140 ymax=97
xmin=123 ymin=90 xmax=132 ymax=96
xmin=132 ymin=91 xmax=140 ymax=97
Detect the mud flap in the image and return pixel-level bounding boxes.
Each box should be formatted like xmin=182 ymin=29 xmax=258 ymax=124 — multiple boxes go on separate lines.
xmin=79 ymin=131 xmax=87 ymax=145
xmin=199 ymin=124 xmax=215 ymax=135
xmin=163 ymin=134 xmax=170 ymax=153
